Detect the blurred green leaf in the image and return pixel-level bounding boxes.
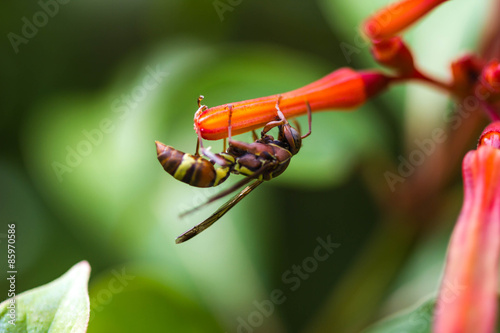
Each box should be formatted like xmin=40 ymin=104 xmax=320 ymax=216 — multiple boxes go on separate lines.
xmin=87 ymin=267 xmax=222 ymax=333
xmin=362 ymin=297 xmax=434 ymax=333
xmin=0 ymin=261 xmax=90 ymax=333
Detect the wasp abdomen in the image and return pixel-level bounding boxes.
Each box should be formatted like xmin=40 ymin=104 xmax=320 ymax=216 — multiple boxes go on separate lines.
xmin=156 ymin=141 xmax=230 ymax=187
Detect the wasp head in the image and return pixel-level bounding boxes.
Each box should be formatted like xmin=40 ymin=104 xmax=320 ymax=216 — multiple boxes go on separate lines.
xmin=279 ymin=123 xmax=302 ymax=155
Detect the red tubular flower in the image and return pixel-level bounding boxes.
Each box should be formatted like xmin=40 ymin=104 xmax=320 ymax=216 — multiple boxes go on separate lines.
xmin=363 ymin=0 xmax=449 ymax=40
xmin=195 ymin=68 xmax=390 ymax=140
xmin=371 ymin=36 xmax=415 ymax=75
xmin=434 ymin=122 xmax=500 ymax=333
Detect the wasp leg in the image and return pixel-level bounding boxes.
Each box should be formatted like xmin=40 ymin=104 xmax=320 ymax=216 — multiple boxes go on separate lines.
xmin=200 ymin=147 xmax=228 ymax=166
xmin=196 ymin=120 xmax=228 ymax=166
xmin=252 ymin=130 xmax=258 ymax=141
xmin=193 ymin=102 xmax=229 ymax=166
xmin=266 ymin=99 xmax=312 ymax=139
xmin=194 ymin=108 xmax=205 ymax=156
xmin=194 ymin=136 xmax=201 ymax=156
xmin=261 ymin=118 xmax=286 ymax=136
xmin=261 ymin=95 xmax=289 ymax=136
xmin=227 ymin=139 xmax=259 ymax=152
xmin=226 ymin=103 xmax=251 ymax=150
xmin=301 ymin=100 xmax=312 ymax=139
xmin=227 ymin=104 xmax=234 ymax=141
xmin=225 ymin=104 xmax=266 ymax=151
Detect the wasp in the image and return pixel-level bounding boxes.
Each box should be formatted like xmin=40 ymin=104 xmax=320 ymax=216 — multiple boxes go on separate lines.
xmin=155 ymin=95 xmax=312 ymax=243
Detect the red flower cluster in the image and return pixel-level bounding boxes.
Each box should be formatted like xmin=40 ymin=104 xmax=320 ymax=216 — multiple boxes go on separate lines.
xmin=189 ymin=0 xmax=500 ymax=331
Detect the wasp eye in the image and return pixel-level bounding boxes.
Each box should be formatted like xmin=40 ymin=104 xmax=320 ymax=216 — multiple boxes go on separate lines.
xmin=285 ymin=127 xmax=302 ymax=154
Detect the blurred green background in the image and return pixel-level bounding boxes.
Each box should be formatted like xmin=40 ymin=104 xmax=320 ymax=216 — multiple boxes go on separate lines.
xmin=0 ymin=0 xmax=491 ymax=332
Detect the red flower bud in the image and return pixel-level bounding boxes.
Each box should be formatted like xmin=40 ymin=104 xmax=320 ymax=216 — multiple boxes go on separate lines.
xmin=371 ymin=37 xmax=415 ymax=74
xmin=363 ymin=0 xmax=449 ymax=40
xmin=481 ymin=61 xmax=500 ymax=94
xmin=450 ymin=54 xmax=484 ymax=95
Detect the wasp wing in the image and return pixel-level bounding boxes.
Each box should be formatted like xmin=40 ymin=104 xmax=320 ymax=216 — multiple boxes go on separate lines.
xmin=179 ymin=162 xmax=273 ymax=218
xmin=175 ymin=180 xmax=263 ymax=244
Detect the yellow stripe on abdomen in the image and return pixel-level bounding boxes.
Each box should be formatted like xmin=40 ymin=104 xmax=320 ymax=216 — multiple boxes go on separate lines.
xmin=173 ymin=155 xmax=197 ymax=180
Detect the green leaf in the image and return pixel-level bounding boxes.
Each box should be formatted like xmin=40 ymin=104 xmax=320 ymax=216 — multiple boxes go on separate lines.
xmin=0 ymin=261 xmax=91 ymax=333
xmin=87 ymin=268 xmax=223 ymax=333
xmin=362 ymin=297 xmax=434 ymax=333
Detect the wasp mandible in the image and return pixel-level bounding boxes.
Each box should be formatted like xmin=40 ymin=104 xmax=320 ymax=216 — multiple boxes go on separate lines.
xmin=155 ymin=95 xmax=312 ymax=243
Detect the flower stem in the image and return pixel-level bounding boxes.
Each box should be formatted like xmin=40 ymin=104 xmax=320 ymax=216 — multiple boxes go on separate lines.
xmin=412 ymin=69 xmax=453 ymax=92
xmin=480 ymin=101 xmax=500 ymax=121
